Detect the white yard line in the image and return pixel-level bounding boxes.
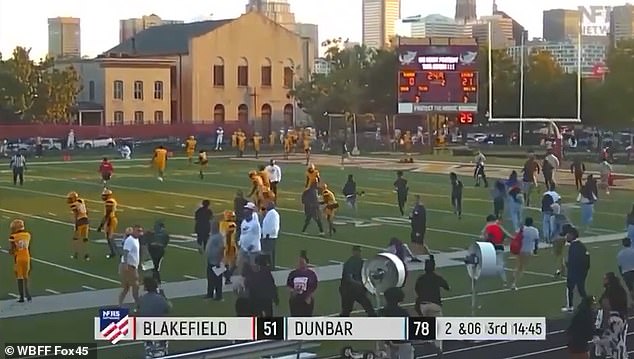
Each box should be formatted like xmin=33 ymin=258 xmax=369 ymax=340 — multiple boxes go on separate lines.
xmin=183 ymin=275 xmax=198 ymax=280
xmin=328 ymin=260 xmax=344 ymax=264
xmin=45 ymin=289 xmax=61 ymax=295
xmin=0 ymin=246 xmax=119 ymax=284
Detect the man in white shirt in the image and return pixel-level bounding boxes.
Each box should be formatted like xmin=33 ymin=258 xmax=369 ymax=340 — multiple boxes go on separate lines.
xmin=261 ymin=202 xmax=280 ymax=268
xmin=237 ymin=202 xmax=262 ymax=273
xmin=545 ymin=149 xmax=560 ymax=184
xmin=118 ymin=225 xmax=143 ymax=306
xmin=120 ymin=144 xmax=132 ymax=159
xmin=215 ymin=127 xmax=224 ymax=151
xmin=265 ymin=159 xmax=282 ymax=198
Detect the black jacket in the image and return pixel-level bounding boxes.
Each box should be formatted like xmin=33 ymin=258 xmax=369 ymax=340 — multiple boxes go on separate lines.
xmin=302 ymin=188 xmax=320 ymax=214
xmin=194 ymin=207 xmax=213 ymax=233
xmin=567 ymin=305 xmax=594 ymax=352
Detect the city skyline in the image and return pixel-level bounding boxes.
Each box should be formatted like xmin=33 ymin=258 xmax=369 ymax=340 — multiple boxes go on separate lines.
xmin=0 ymin=0 xmax=627 ymax=59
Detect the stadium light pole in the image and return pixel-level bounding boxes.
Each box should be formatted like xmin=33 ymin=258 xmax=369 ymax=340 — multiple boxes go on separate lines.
xmin=577 ymin=22 xmax=582 ymax=121
xmin=487 ymin=21 xmax=493 ymax=121
xmin=519 ymin=35 xmax=525 ymax=146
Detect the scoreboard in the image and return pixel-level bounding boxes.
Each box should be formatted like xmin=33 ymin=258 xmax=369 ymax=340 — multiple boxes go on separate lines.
xmin=397 ymin=43 xmax=479 ymax=119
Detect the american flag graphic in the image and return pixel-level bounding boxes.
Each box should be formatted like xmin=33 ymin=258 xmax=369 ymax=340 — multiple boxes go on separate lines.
xmin=101 ymin=315 xmax=130 ymax=344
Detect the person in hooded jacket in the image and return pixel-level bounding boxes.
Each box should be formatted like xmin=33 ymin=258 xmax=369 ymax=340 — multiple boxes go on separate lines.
xmin=144 ymin=220 xmax=170 ymax=284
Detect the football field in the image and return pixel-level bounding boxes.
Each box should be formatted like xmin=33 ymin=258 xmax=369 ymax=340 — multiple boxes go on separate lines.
xmin=0 ymin=152 xmax=632 ymax=358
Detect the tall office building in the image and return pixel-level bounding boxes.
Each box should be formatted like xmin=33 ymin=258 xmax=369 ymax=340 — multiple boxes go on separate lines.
xmin=48 ymin=17 xmax=81 ymax=59
xmin=296 ymin=23 xmax=319 ymax=53
xmin=119 ymin=14 xmax=183 ymax=43
xmin=455 ymin=0 xmax=477 ymax=24
xmin=362 ymin=0 xmax=401 ymax=49
xmin=402 ymin=14 xmax=471 ymax=38
xmin=610 ymin=4 xmax=634 ymax=46
xmin=245 ymin=0 xmax=296 ymax=32
xmin=493 ymin=2 xmax=528 ymax=46
xmin=543 ymin=9 xmax=581 ymax=42
xmin=471 ymin=15 xmax=514 ymax=49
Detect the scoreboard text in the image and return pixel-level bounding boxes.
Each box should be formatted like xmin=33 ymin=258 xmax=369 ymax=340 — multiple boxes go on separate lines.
xmin=397 ymin=44 xmax=479 ymax=115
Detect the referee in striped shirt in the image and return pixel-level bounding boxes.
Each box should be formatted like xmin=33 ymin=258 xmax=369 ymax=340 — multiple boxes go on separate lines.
xmin=10 ymin=152 xmax=26 ymax=186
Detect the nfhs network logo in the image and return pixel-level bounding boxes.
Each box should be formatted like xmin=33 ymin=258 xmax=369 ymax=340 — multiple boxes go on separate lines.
xmin=97 ymin=308 xmax=133 ymax=344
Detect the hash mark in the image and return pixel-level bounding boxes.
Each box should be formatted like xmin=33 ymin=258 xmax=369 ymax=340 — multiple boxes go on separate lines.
xmin=155 ymin=206 xmax=166 ymax=209
xmin=82 ymin=285 xmax=96 ymax=291
xmin=183 ymin=275 xmax=198 ymax=280
xmin=328 ymin=260 xmax=344 ymax=264
xmin=45 ymin=289 xmax=61 ymax=294
xmin=175 ymin=205 xmax=185 ymax=208
xmin=47 ymin=212 xmax=57 ymax=217
xmin=8 ymin=293 xmax=19 ymax=298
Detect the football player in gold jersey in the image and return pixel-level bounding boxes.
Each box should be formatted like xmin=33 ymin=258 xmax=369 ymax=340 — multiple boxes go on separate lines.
xmin=252 ymin=132 xmax=263 ymax=159
xmin=98 ymin=189 xmax=118 ymax=259
xmin=185 ymin=136 xmax=197 ymax=164
xmin=196 ymin=149 xmax=209 ymax=179
xmin=9 ymin=219 xmax=32 ymax=302
xmin=320 ymin=184 xmax=339 ymax=236
xmin=220 ymin=210 xmax=237 ymax=284
xmin=305 ymin=163 xmax=320 ymax=189
xmin=67 ymin=191 xmax=90 ymax=261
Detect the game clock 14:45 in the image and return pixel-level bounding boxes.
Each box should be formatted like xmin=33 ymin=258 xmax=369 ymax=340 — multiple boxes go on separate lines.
xmin=436 ymin=317 xmax=546 ymax=341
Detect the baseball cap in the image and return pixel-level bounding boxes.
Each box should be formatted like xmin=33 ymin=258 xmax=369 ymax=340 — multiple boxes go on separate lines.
xmin=244 ymin=202 xmax=257 ymax=210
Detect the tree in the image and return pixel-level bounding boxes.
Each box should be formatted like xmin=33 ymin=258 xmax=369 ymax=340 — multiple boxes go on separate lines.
xmin=0 ymin=46 xmax=81 ymax=123
xmin=477 ymin=48 xmax=519 ymax=119
xmin=600 ymin=39 xmax=634 ymax=128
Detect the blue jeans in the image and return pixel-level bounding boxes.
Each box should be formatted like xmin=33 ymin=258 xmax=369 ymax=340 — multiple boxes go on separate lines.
xmin=580 ymin=203 xmax=594 ymax=226
xmin=542 ymin=213 xmax=553 ymax=243
xmin=510 ymin=208 xmax=522 ymax=232
xmin=627 ymin=225 xmax=634 ymax=241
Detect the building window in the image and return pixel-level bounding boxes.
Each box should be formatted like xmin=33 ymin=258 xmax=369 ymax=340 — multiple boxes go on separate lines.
xmin=88 ymin=81 xmax=95 ymax=101
xmin=238 ymin=104 xmax=248 ymax=123
xmin=213 ymin=104 xmax=225 ymax=124
xmin=237 ymin=57 xmax=249 ymax=87
xmin=261 ymin=65 xmax=272 ymax=87
xmin=134 ymin=111 xmax=144 ymax=124
xmin=283 ymin=103 xmax=293 ymax=127
xmin=153 ymin=81 xmax=163 ymax=100
xmin=213 ymin=57 xmax=225 ymax=87
xmin=113 ymin=111 xmax=124 ymax=125
xmin=134 ymin=81 xmax=143 ymax=100
xmin=113 ymin=80 xmax=123 ymax=100
xmin=154 ymin=111 xmax=164 ymax=124
xmin=283 ymin=66 xmax=294 ymax=88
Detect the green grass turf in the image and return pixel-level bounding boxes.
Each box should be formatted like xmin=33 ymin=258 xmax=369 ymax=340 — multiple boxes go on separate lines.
xmin=0 ymin=154 xmax=632 ymax=357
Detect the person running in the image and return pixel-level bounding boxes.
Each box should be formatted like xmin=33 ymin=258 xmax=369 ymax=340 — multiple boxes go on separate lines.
xmin=522 ymin=152 xmax=540 ymax=206
xmin=491 ymin=180 xmax=506 ymax=220
xmin=508 ymin=187 xmax=525 ymax=232
xmin=394 ymin=171 xmax=409 ymax=217
xmin=570 ymin=159 xmax=586 ymax=191
xmin=449 ymin=172 xmax=463 ymax=219
xmin=511 ymin=217 xmax=539 ymax=290
xmin=473 ymin=150 xmax=488 ymax=187
xmin=482 ymin=214 xmax=513 ymax=287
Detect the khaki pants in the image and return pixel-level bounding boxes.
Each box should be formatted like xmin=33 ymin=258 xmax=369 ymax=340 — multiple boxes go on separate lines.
xmin=419 ymin=302 xmax=443 ymax=351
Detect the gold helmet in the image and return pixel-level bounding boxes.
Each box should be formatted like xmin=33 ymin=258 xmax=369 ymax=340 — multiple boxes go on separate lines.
xmin=67 ymin=191 xmax=79 ymax=203
xmin=248 ymin=170 xmax=257 ymax=178
xmin=189 ymin=135 xmax=194 ymax=140
xmin=320 ymin=183 xmax=328 ymax=190
xmin=254 ymin=132 xmax=260 ymax=136
xmin=223 ymin=210 xmax=236 ymax=221
xmin=101 ymin=188 xmax=113 ymax=200
xmin=10 ymin=219 xmax=25 ymax=233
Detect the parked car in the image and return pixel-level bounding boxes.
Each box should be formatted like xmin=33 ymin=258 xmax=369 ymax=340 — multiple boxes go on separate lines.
xmin=76 ymin=136 xmax=116 ymax=149
xmin=467 ymin=132 xmax=488 ymax=143
xmin=6 ymin=140 xmax=30 ymax=152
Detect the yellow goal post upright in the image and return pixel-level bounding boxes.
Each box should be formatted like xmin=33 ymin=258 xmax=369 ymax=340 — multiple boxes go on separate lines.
xmin=485 ymin=21 xmax=582 ymax=150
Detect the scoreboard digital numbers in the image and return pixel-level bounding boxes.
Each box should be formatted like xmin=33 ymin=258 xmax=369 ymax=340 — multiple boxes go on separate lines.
xmin=397 ymin=44 xmax=479 ymax=117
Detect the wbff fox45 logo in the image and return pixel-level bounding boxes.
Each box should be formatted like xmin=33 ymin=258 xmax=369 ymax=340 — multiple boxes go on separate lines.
xmin=94 ymin=308 xmax=134 ymax=344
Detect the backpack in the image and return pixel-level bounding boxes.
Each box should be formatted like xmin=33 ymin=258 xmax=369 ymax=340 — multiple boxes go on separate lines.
xmin=510 ymin=227 xmax=524 ymax=255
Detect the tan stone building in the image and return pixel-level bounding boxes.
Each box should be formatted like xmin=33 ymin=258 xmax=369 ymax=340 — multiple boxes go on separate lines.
xmin=103 ymin=11 xmax=306 ymax=133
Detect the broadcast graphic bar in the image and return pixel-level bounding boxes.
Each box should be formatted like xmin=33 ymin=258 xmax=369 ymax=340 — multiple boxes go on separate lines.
xmin=94 ymin=317 xmax=546 ymax=343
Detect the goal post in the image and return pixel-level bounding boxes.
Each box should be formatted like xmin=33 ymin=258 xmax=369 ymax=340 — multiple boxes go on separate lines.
xmin=485 ymin=20 xmax=583 ymax=152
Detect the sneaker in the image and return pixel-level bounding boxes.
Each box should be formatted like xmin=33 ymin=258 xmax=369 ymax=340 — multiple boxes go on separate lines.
xmin=17 ymin=298 xmax=25 ymax=303
xmin=84 ymin=255 xmax=90 ymax=261
xmin=106 ymin=253 xmax=115 ymax=259
xmin=158 ymin=177 xmax=164 ymax=182
xmin=561 ymin=306 xmax=574 ymax=313
xmin=27 ymin=296 xmax=32 ymax=302
xmin=71 ymin=254 xmax=78 ymax=260
xmin=554 ymin=270 xmax=561 ymax=278
xmin=511 ymin=284 xmax=518 ymax=291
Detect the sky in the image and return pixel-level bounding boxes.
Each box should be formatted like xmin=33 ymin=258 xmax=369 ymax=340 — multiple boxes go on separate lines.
xmin=0 ymin=0 xmax=624 ymax=59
